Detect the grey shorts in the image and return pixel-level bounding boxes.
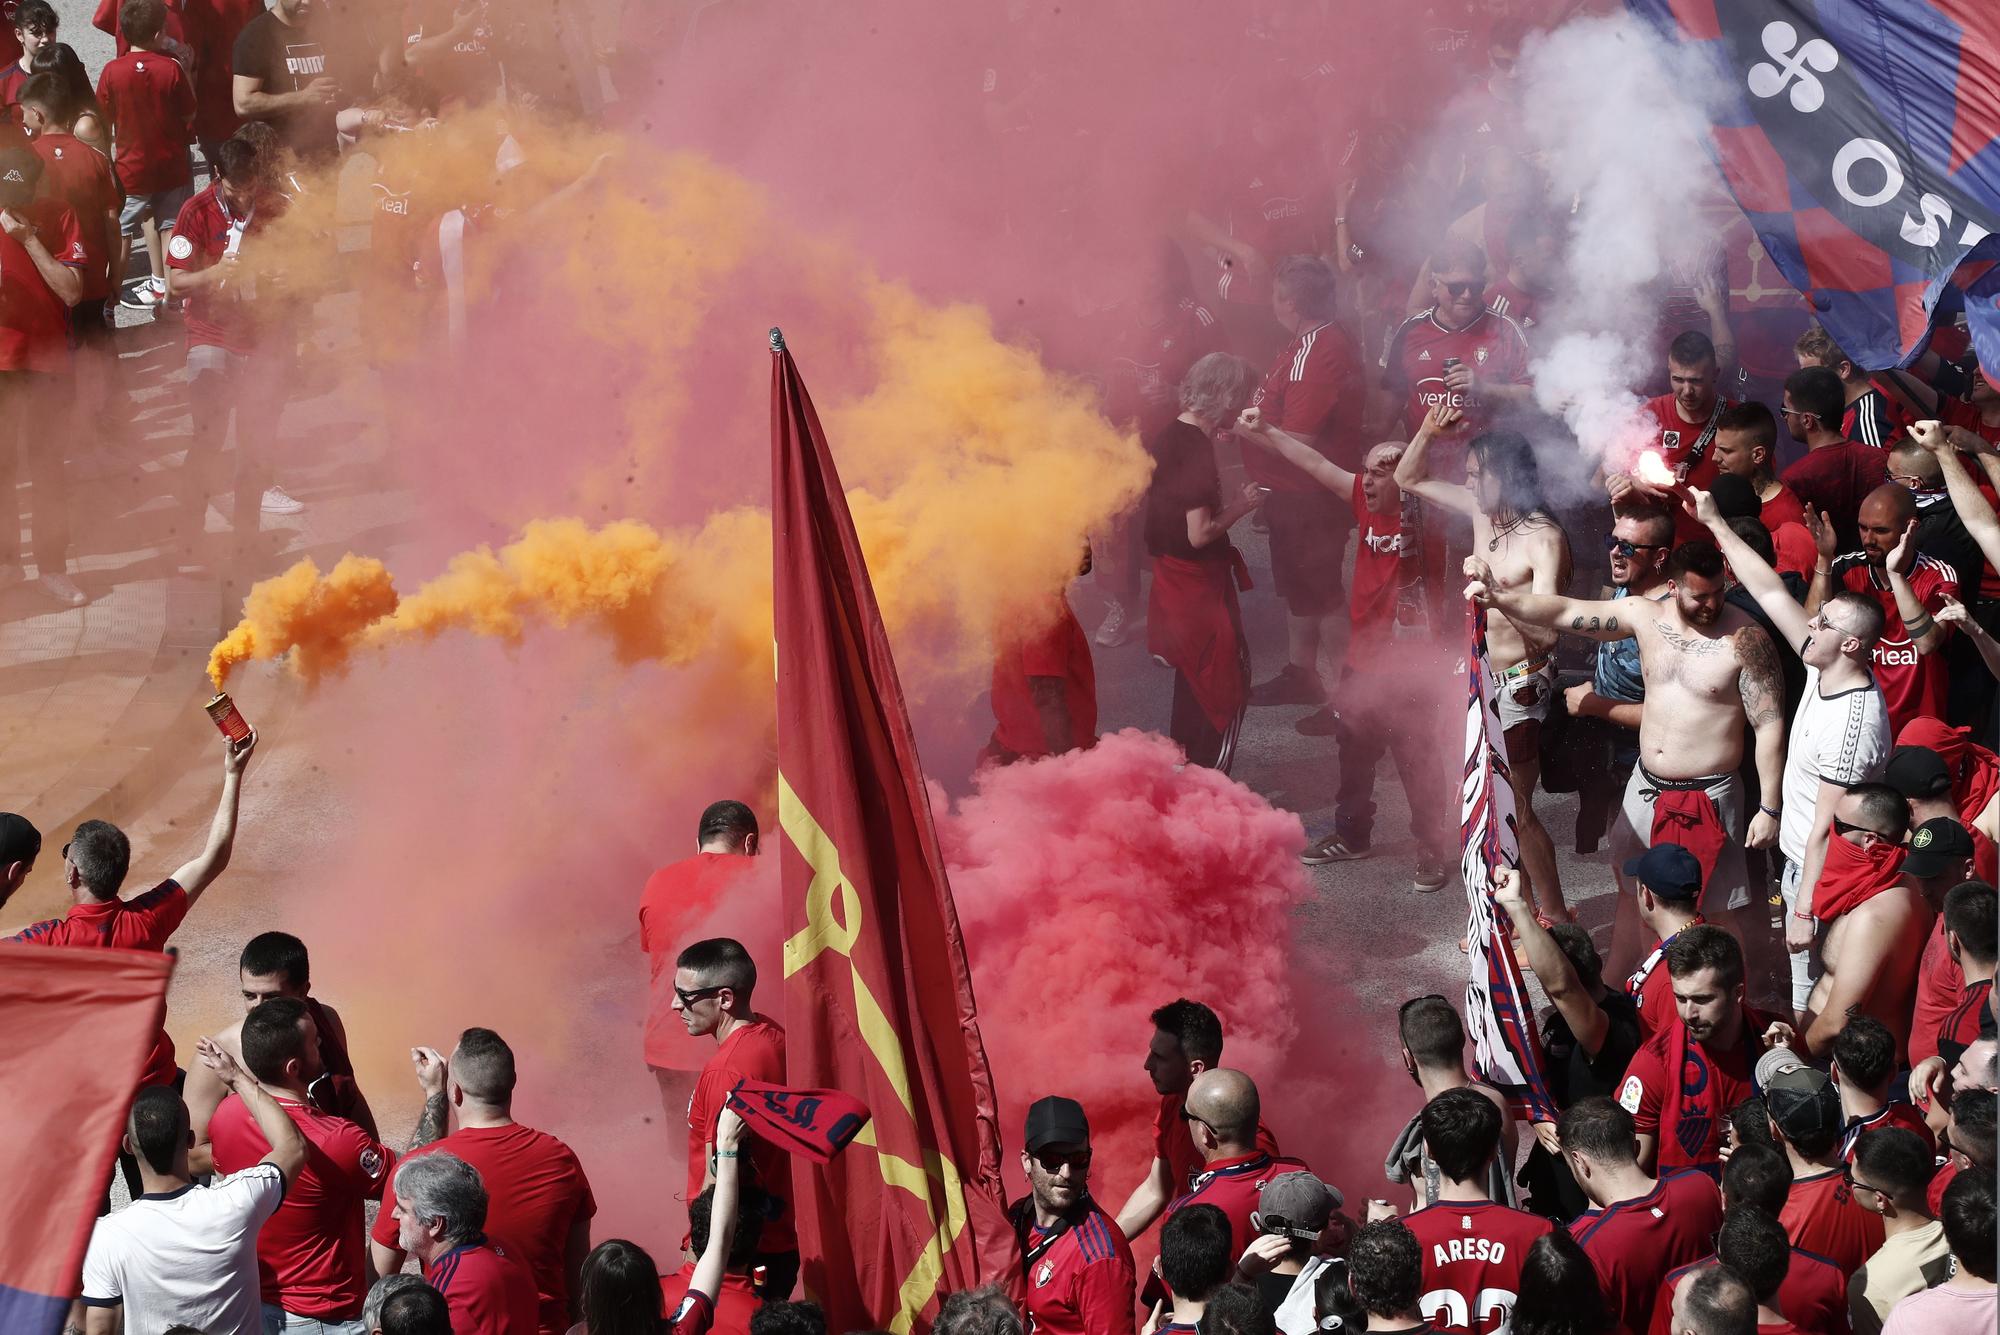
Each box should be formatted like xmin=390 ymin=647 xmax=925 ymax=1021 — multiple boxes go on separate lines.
xmin=120 ymin=181 xmax=194 ymax=236
xmin=1494 ymin=661 xmax=1556 ymax=731
xmin=1611 ymin=765 xmax=1751 ymax=911
xmin=187 ymin=343 xmax=254 ymax=378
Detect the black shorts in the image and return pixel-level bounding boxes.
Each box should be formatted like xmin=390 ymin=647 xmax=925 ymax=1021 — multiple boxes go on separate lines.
xmin=70 ymin=299 xmax=112 ymax=349
xmin=1264 ymin=487 xmax=1349 ymax=615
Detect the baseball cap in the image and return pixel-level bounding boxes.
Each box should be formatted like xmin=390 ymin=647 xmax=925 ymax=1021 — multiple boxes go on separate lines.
xmin=0 ymin=812 xmax=40 ymax=866
xmin=1882 ymin=746 xmax=1953 ymax=800
xmin=1023 ymin=1096 xmax=1089 ymax=1153
xmin=1256 ymin=1171 xmax=1342 ymax=1239
xmin=1623 ymin=843 xmax=1703 ymax=902
xmin=0 ymin=148 xmax=40 ymax=209
xmin=1765 ymin=1065 xmax=1841 ymax=1142
xmin=1903 ymin=817 xmax=1976 ymax=879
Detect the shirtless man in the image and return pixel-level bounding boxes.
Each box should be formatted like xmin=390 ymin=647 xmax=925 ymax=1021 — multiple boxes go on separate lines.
xmin=1463 ymin=538 xmax=1786 ymax=963
xmin=184 ymin=930 xmax=374 ymax=1173
xmin=1398 ymin=405 xmax=1573 ymax=920
xmin=1799 ymin=785 xmax=1933 ymax=1060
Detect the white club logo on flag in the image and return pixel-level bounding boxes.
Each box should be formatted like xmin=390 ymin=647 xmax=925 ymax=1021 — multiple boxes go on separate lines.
xmin=1747 ymin=21 xmax=1838 ymax=114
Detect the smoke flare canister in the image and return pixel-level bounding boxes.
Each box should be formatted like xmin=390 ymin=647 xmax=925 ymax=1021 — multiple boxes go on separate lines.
xmin=205 ymin=693 xmax=252 ymax=741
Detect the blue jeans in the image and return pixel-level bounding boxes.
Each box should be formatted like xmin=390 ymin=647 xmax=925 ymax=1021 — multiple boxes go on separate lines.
xmin=262 ymin=1304 xmax=366 ymax=1335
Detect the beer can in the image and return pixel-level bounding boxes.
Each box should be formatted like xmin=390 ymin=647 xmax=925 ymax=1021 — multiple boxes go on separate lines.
xmin=205 ymin=692 xmax=252 ymax=742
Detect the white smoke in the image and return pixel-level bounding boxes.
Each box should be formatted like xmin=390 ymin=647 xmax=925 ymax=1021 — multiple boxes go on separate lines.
xmin=1514 ymin=14 xmax=1730 ymax=465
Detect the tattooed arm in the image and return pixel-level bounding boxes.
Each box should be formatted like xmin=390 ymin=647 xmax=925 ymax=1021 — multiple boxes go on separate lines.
xmin=408 ymin=1046 xmax=450 ymax=1151
xmin=1738 ymin=622 xmax=1786 ymax=849
xmin=1466 ymin=556 xmax=1642 ymax=641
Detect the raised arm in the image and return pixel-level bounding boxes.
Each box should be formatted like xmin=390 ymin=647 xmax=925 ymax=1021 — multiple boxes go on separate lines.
xmin=1936 ymin=600 xmax=2000 ymax=683
xmin=1393 ymin=403 xmax=1477 ymax=514
xmin=1493 ymin=867 xmax=1608 ymax=1056
xmin=173 ymin=731 xmax=256 ymax=908
xmin=197 ymin=1036 xmax=306 ymax=1186
xmin=1464 ymin=556 xmax=1642 ymax=642
xmin=1234 ymin=407 xmax=1357 ymax=495
xmin=1688 ymin=486 xmax=1810 ymax=649
xmin=1736 ymin=621 xmax=1786 ymax=850
xmin=1912 ymin=421 xmax=2000 ymax=574
xmin=1884 ymin=521 xmax=1946 ymax=655
xmin=688 ymin=1106 xmax=747 ymax=1303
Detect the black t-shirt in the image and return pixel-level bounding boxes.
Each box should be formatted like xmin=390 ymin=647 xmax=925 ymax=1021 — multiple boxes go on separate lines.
xmin=1915 ymin=495 xmax=1988 ymax=607
xmin=1522 ymin=991 xmax=1643 ymax=1222
xmin=1144 ymin=419 xmax=1222 ymax=562
xmin=233 ymin=10 xmax=340 ymax=158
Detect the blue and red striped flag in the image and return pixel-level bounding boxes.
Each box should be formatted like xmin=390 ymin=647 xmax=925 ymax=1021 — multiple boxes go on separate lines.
xmin=1627 ymin=0 xmax=2000 ymax=371
xmin=0 ymin=943 xmax=173 ymax=1335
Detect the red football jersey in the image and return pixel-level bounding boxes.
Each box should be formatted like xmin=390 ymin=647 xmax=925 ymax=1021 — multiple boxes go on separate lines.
xmin=29 ymin=133 xmax=121 ymax=300
xmin=1406 ymin=1198 xmax=1553 ymax=1335
xmin=167 ymin=181 xmax=282 ymax=353
xmin=370 ymin=1123 xmax=597 ymax=1335
xmin=1646 ymin=1250 xmax=1849 ymax=1335
xmin=1938 ymin=978 xmax=1993 ymax=1068
xmin=1641 ymin=394 xmax=1733 ymax=489
xmin=95 ymin=49 xmax=196 ymax=194
xmin=990 ymin=599 xmax=1097 ymax=759
xmin=1619 ymin=1022 xmax=1759 ymax=1171
xmin=1383 ymin=306 xmax=1532 ymax=439
xmin=209 ymin=1092 xmax=395 ymax=1317
xmin=1347 ymin=479 xmax=1422 ymax=667
xmin=1840 ymin=1102 xmax=1935 ymax=1163
xmin=1910 ymin=916 xmax=1965 ymax=1068
xmin=1570 ymin=1171 xmax=1724 ymax=1335
xmin=9 ymin=879 xmax=186 ymax=1087
xmin=1779 ymin=1168 xmax=1884 ymax=1277
xmin=1830 ymin=553 xmax=1957 ymax=734
xmin=1762 ymin=483 xmax=1809 ymax=529
xmin=1623 ymin=920 xmax=1704 ymax=1040
xmin=661 ymin=1265 xmax=758 ymax=1335
xmin=1926 ymin=1159 xmax=1959 ymax=1216
xmin=686 ymin=1019 xmax=794 ymax=1254
xmin=1152 ymin=1095 xmax=1284 ymax=1202
xmin=1210 ymin=156 xmax=1327 ymax=304
xmin=638 ymin=853 xmax=757 ymax=1071
xmin=0 ymin=201 xmax=85 ymax=373
xmin=1104 ymin=297 xmax=1224 ymax=438
xmin=1163 ymin=1151 xmax=1312 ymax=1263
xmin=1482 ymin=277 xmax=1538 ymax=337
xmin=431 ymin=1237 xmax=540 ymax=1335
xmin=1022 ymin=1201 xmax=1136 ymax=1335
xmin=1245 ymin=319 xmax=1365 ymax=491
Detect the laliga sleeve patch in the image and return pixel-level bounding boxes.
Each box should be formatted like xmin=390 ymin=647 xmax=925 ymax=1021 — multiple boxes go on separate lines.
xmin=167 ymin=233 xmax=194 ymax=261
xmin=1617 ymin=1076 xmax=1644 ymax=1114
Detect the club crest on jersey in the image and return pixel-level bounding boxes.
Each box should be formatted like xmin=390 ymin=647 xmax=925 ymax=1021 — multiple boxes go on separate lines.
xmin=1475 ymin=347 xmax=1488 ymax=364
xmin=1037 ymin=1261 xmax=1054 ymax=1287
xmin=359 ymin=1147 xmax=385 ymax=1177
xmin=1663 ymin=431 xmax=1681 ymax=449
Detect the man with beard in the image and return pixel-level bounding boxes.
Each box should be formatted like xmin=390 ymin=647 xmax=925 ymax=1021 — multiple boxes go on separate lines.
xmin=1466 ymin=540 xmax=1785 ymax=953
xmin=1706 ymin=405 xmax=1816 ymax=578
xmin=1011 ymin=1097 xmax=1136 ymax=1335
xmin=1402 ymin=419 xmax=1573 ymax=922
xmin=1606 ymin=332 xmax=1735 ymax=544
xmin=1781 ymin=366 xmax=1890 ymax=554
xmin=1819 ymin=485 xmax=1956 ymax=736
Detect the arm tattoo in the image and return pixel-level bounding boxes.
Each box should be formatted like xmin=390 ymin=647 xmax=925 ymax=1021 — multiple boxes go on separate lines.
xmin=409 ymin=1092 xmax=448 ymax=1152
xmin=1736 ymin=623 xmax=1785 ymax=728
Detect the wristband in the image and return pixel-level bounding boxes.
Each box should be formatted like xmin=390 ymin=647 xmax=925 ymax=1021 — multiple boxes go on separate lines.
xmin=1758 ymin=804 xmax=1780 ymax=819
xmin=715 ymin=1149 xmax=741 ymax=1159
xmin=1791 ymin=910 xmax=1815 ymax=922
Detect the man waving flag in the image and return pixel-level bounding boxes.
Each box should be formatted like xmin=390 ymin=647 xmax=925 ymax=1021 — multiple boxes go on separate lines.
xmin=768 ymin=329 xmax=1019 ymax=1333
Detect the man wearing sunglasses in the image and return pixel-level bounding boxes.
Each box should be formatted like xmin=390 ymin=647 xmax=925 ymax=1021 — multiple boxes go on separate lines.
xmin=1163 ymin=1069 xmax=1311 ymax=1263
xmin=1010 ymin=1096 xmax=1135 ymax=1335
xmin=1383 ymin=237 xmax=1533 ymax=445
xmin=671 ymin=935 xmax=795 ymax=1299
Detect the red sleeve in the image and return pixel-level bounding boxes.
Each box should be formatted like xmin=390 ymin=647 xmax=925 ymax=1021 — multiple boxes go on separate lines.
xmin=93 ymin=0 xmax=121 ymax=37
xmin=1274 ymin=335 xmax=1359 ymax=437
xmin=1618 ymin=1046 xmax=1664 ymax=1134
xmin=1018 ymin=612 xmax=1077 ymax=679
xmin=1920 ymin=567 xmax=1958 ymax=612
xmin=1075 ymin=1253 xmax=1138 ymax=1335
xmin=371 ymin=1156 xmax=405 ymax=1245
xmin=1382 ymin=321 xmax=1412 ymax=391
xmin=166 ymin=199 xmax=206 ymax=269
xmin=174 ymin=65 xmax=197 ymax=130
xmin=1491 ymin=318 xmax=1531 ymax=386
xmin=128 ymin=881 xmax=190 ymax=947
xmin=670 ymin=1288 xmax=716 ymax=1335
xmin=332 ymin=1121 xmax=397 ymax=1201
xmin=1645 ymin=1275 xmax=1678 ymax=1335
xmin=46 ymin=206 xmax=88 ymax=267
xmin=1149 ymin=1097 xmax=1173 ymax=1162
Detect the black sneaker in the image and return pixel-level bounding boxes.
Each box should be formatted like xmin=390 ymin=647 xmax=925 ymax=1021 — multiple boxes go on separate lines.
xmin=1301 ymin=833 xmax=1368 ymax=865
xmin=1249 ymin=664 xmax=1326 ymax=707
xmin=1414 ymin=853 xmax=1450 ymax=892
xmin=1294 ymin=706 xmax=1339 ymax=736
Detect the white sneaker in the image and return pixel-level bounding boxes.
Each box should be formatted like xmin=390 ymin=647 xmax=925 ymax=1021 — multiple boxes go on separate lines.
xmin=1094 ymin=599 xmax=1140 ymax=647
xmin=38 ymin=572 xmax=86 ymax=606
xmin=260 ymin=486 xmax=306 ymax=515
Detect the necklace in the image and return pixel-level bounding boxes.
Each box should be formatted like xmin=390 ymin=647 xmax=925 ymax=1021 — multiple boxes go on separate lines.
xmin=1487 ymin=513 xmax=1529 ymax=551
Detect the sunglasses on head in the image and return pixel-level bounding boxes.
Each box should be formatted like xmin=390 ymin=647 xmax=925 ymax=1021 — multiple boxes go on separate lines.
xmin=1604 ymin=535 xmax=1668 ymax=559
xmin=673 ymin=984 xmax=726 ymax=1008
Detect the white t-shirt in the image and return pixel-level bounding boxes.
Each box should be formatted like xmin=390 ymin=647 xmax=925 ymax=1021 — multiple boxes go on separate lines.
xmin=1780 ymin=664 xmax=1892 ymax=865
xmin=81 ymin=1163 xmax=285 ymax=1335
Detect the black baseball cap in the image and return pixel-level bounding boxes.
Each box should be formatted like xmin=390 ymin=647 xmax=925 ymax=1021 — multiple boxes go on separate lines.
xmin=1624 ymin=843 xmax=1703 ymax=902
xmin=0 ymin=148 xmax=40 ymax=209
xmin=1024 ymin=1096 xmax=1089 ymax=1153
xmin=1765 ymin=1066 xmax=1841 ymax=1143
xmin=1883 ymin=746 xmax=1953 ymax=801
xmin=1904 ymin=817 xmax=1976 ymax=879
xmin=0 ymin=812 xmax=40 ymax=866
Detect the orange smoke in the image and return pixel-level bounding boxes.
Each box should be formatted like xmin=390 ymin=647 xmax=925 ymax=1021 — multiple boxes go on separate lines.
xmin=206 ymin=554 xmax=399 ymax=688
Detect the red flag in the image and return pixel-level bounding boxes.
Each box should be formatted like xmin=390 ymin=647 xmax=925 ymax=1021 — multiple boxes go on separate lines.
xmin=769 ymin=328 xmax=1019 ymax=1332
xmin=726 ymin=1078 xmax=872 ymax=1163
xmin=0 ymin=943 xmax=173 ymax=1335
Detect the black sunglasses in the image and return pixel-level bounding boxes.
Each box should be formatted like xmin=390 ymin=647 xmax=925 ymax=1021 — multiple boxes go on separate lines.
xmin=1032 ymin=1147 xmax=1092 ymax=1172
xmin=1831 ymin=815 xmax=1883 ymax=841
xmin=1440 ymin=280 xmax=1481 ymax=297
xmin=1180 ymin=1104 xmax=1219 ymax=1138
xmin=673 ymin=984 xmax=726 ymax=1009
xmin=1604 ymin=535 xmax=1669 ymax=559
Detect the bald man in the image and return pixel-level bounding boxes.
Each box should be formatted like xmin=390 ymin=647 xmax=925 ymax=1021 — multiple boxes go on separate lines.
xmin=1160 ymin=1070 xmax=1312 ymax=1261
xmin=1818 ymin=485 xmax=1957 ymax=734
